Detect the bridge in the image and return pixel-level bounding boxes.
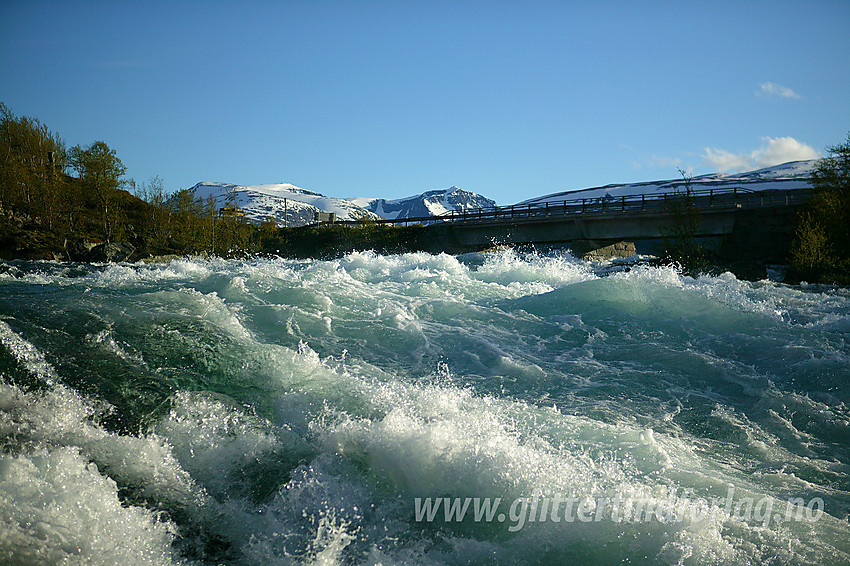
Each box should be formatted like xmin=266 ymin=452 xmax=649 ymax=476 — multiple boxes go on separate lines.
xmin=340 ymin=187 xmax=813 ymax=259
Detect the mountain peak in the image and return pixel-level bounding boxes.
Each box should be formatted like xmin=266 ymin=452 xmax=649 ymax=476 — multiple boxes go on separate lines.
xmin=185 ymin=181 xmax=378 ymax=226
xmin=358 ymin=187 xmax=496 ymax=220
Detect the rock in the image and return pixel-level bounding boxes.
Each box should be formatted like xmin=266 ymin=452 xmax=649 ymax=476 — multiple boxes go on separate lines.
xmin=578 ymin=241 xmax=637 ymax=261
xmin=85 ymin=242 xmax=136 ymax=262
xmin=64 ymin=238 xmax=100 ymax=261
xmin=480 ymin=244 xmax=513 ymax=253
xmin=143 ymin=254 xmax=181 ymax=264
xmin=723 ymin=260 xmax=768 ymax=281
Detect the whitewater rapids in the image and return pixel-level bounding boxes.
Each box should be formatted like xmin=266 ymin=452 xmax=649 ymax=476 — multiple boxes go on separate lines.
xmin=1 ymin=250 xmax=848 ymax=565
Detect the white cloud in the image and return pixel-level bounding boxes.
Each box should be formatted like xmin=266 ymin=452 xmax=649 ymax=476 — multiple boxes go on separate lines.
xmin=702 ymin=148 xmax=752 ymax=172
xmin=650 ymin=155 xmax=683 ymax=168
xmin=753 ymin=137 xmax=819 ymax=167
xmin=620 ymin=144 xmax=684 ymax=170
xmin=757 ymin=82 xmax=802 ymax=99
xmin=703 ymin=136 xmax=819 ymax=172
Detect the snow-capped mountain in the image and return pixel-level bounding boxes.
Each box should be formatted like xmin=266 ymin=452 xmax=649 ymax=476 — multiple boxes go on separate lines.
xmin=349 ymin=187 xmax=497 ymax=220
xmin=519 ymin=160 xmax=816 ymax=205
xmin=183 ymin=160 xmax=811 ymax=228
xmin=188 ymin=182 xmax=379 ymax=226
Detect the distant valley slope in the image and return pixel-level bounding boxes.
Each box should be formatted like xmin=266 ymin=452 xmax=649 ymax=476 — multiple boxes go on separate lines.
xmin=520 ymin=160 xmax=815 ymax=204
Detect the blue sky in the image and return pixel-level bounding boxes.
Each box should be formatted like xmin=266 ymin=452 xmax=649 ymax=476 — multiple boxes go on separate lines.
xmin=2 ymin=1 xmax=848 ymax=205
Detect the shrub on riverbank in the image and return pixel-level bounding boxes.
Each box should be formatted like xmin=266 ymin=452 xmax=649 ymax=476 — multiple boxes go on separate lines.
xmin=790 ymin=133 xmax=850 ymax=283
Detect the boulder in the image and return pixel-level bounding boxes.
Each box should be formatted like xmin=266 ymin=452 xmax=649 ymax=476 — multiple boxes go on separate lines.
xmin=573 ymin=241 xmax=637 ymax=261
xmin=85 ymin=242 xmax=136 ymax=262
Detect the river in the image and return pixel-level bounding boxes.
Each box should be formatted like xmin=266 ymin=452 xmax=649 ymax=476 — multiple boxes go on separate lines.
xmin=1 ymin=250 xmax=848 ymax=565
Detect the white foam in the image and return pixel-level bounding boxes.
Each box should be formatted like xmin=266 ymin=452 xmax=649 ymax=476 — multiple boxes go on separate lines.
xmin=0 ymin=447 xmax=180 ymax=565
xmin=3 ymin=251 xmax=849 ymax=564
xmin=0 ymin=381 xmax=202 ymax=510
xmin=0 ymin=319 xmax=59 ymax=385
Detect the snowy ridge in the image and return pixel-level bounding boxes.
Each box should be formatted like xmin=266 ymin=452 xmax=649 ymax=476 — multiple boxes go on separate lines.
xmin=350 ymin=186 xmax=497 ymax=220
xmin=188 ymin=182 xmax=378 ymax=226
xmin=184 ymin=160 xmax=814 ymax=226
xmin=520 ymin=160 xmax=817 ymax=205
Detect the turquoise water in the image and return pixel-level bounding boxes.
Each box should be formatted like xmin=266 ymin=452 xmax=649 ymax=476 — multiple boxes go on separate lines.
xmin=1 ymin=251 xmax=848 ymax=565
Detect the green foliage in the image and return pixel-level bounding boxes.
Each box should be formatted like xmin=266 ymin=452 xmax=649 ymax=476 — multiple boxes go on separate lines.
xmin=790 ymin=133 xmax=850 ymax=281
xmin=790 ymin=212 xmax=833 ymax=270
xmin=129 ymin=177 xmax=255 ymax=258
xmin=0 ymin=102 xmax=67 ymax=229
xmin=169 ymin=187 xmax=201 ymax=250
xmin=810 ymin=134 xmax=850 ymax=250
xmin=134 ymin=176 xmax=171 ymax=249
xmin=1 ymin=103 xmax=174 ymax=258
xmin=68 ymin=141 xmax=128 ymax=242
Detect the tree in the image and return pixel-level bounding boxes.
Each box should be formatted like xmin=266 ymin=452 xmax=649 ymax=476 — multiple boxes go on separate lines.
xmin=170 ymin=187 xmax=202 ymax=251
xmin=69 ymin=141 xmax=127 ymax=242
xmin=659 ymin=168 xmax=707 ymax=272
xmin=0 ymin=102 xmax=67 ymax=228
xmin=810 ymin=134 xmax=850 ymax=251
xmin=135 ymin=175 xmax=172 ymax=249
xmin=790 ymin=133 xmax=850 ymax=279
xmin=790 ymin=212 xmax=833 ymax=271
xmin=203 ymin=194 xmax=217 ymax=253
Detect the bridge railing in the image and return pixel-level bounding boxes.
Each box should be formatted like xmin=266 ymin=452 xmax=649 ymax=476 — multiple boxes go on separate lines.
xmin=336 ymin=187 xmax=813 ymax=227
